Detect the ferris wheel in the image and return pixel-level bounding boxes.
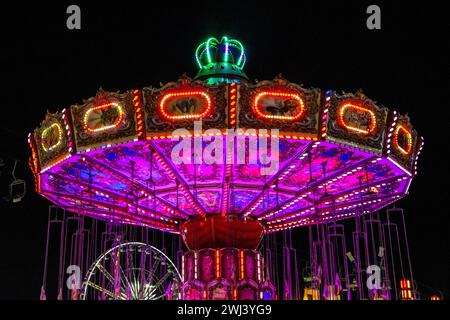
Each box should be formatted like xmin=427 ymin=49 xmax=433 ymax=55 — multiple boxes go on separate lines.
xmin=80 ymin=242 xmax=182 ymax=300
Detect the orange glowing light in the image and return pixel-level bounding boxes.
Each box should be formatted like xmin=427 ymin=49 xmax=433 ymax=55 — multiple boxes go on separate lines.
xmin=239 ymin=250 xmax=245 ymax=279
xmin=394 ymin=125 xmax=412 ymax=155
xmin=133 ymin=90 xmax=145 ymax=138
xmin=338 ymin=103 xmax=377 ymax=135
xmin=400 ymin=278 xmax=414 ymax=300
xmin=41 ymin=123 xmax=63 ymax=152
xmin=159 ymin=91 xmax=212 ymax=120
xmin=229 ymin=83 xmax=237 ymax=127
xmin=216 ymin=249 xmax=220 ymax=278
xmin=253 ymin=91 xmax=305 ymax=120
xmin=83 ymin=102 xmax=125 ymax=133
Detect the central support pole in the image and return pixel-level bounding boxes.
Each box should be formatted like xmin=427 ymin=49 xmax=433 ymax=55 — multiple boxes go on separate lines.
xmin=180 ymin=216 xmax=274 ymax=300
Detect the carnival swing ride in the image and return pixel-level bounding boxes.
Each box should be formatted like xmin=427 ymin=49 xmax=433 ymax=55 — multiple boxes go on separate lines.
xmin=29 ymin=36 xmax=423 ymax=300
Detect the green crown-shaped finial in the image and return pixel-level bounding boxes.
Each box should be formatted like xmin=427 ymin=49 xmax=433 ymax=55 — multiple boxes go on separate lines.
xmin=194 ymin=36 xmax=248 ymax=82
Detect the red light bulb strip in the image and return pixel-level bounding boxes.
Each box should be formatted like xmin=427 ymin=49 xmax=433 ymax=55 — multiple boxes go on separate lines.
xmin=159 ymin=91 xmax=212 ymax=120
xmin=41 ymin=123 xmax=63 ymax=152
xmin=229 ymin=83 xmax=237 ymax=127
xmin=338 ymin=103 xmax=377 ymax=135
xmin=393 ymin=125 xmax=413 ymax=155
xmin=253 ymin=91 xmax=305 ymax=120
xmin=133 ymin=89 xmax=145 ymax=138
xmin=83 ymin=102 xmax=125 ymax=133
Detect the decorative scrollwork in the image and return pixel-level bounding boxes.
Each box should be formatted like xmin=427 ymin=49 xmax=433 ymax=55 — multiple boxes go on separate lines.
xmin=71 ymin=89 xmax=137 ymax=151
xmin=238 ymin=78 xmax=321 ymax=135
xmin=390 ymin=114 xmax=417 ymax=171
xmin=143 ymin=76 xmax=227 ymax=135
xmin=326 ymin=91 xmax=388 ymax=153
xmin=34 ymin=111 xmax=69 ymax=168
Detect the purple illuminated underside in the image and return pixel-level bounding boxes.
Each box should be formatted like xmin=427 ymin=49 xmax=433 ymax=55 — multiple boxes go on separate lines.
xmin=39 ymin=138 xmax=411 ymax=233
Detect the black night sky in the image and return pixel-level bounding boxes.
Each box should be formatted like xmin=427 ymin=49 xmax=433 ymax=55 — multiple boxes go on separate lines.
xmin=0 ymin=1 xmax=448 ymax=300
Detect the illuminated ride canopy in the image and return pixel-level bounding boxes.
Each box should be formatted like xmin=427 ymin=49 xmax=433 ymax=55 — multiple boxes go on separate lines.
xmin=28 ymin=36 xmax=423 ymax=237
xmin=28 ymin=36 xmax=423 ymax=300
xmin=28 ymin=37 xmax=423 ymax=296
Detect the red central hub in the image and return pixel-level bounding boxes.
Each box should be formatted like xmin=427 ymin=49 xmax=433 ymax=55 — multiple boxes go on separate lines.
xmin=180 ymin=215 xmax=264 ymax=250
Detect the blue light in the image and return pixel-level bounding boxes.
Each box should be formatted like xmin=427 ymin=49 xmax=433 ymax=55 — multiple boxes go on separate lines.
xmin=106 ymin=151 xmax=117 ymax=161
